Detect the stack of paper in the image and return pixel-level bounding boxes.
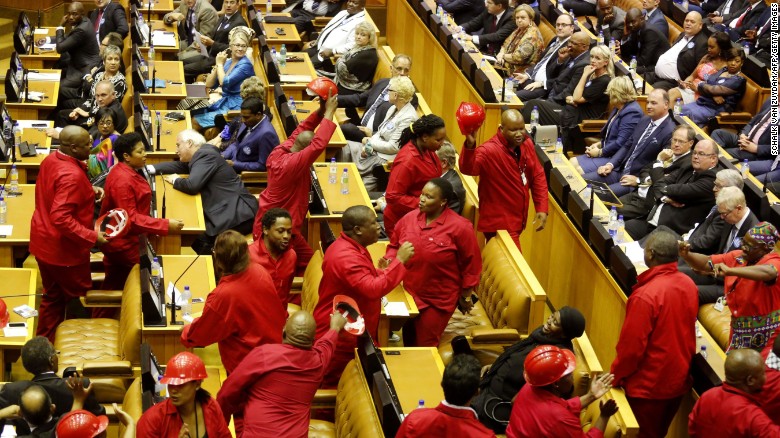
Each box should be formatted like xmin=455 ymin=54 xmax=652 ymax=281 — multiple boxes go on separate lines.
xmin=152 ymin=31 xmax=177 ymax=47
xmin=28 ymin=72 xmax=60 ymax=81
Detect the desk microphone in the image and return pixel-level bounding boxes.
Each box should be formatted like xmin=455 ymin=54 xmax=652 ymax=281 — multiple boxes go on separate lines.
xmin=160 ymin=172 xmax=167 ymax=219
xmin=155 ymin=111 xmax=162 ymax=151
xmin=151 ymin=66 xmax=157 ymax=94
xmin=22 ymin=69 xmax=29 ymax=104
xmin=28 ymin=26 xmax=35 ymax=56
xmin=0 ymin=293 xmax=43 ymax=298
xmin=147 ymin=1 xmax=152 ymax=48
xmin=167 ymin=253 xmax=201 ymax=326
xmin=36 ymin=10 xmax=41 ymax=28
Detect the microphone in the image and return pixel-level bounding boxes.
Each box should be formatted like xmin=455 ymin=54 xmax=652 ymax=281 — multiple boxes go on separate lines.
xmin=28 ymin=25 xmax=35 ymax=56
xmin=37 ymin=9 xmax=41 ymax=28
xmin=167 ymin=253 xmax=200 ymax=326
xmin=147 ymin=1 xmax=152 ymax=48
xmin=22 ymin=69 xmax=29 ymax=104
xmin=160 ymin=172 xmax=167 ymax=219
xmin=155 ymin=111 xmax=162 ymax=151
xmin=151 ymin=65 xmax=157 ymax=94
xmin=0 ymin=293 xmax=43 ymax=298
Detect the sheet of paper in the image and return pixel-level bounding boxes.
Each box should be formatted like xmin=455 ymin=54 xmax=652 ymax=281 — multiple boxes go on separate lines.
xmin=621 ymin=240 xmax=645 ymax=265
xmin=13 ymin=305 xmax=37 ymax=318
xmin=152 ymin=31 xmax=177 ymax=47
xmin=193 ymin=30 xmax=209 ymax=56
xmin=37 ymin=43 xmax=56 ymax=51
xmin=280 ymin=74 xmax=314 ymax=83
xmin=15 ymin=120 xmax=46 ymax=128
xmin=384 ymin=301 xmax=409 ymax=317
xmin=27 ymin=72 xmax=60 ymax=81
xmin=166 ymin=281 xmax=186 ymax=306
xmin=3 ymin=325 xmax=27 ymax=338
xmin=34 ymin=28 xmax=49 ymax=35
xmin=36 ymin=148 xmax=49 ymax=155
xmin=0 ymin=225 xmax=13 ymax=237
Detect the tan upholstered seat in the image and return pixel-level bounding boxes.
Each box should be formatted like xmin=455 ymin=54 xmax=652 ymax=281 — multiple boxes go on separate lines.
xmin=119 ymin=378 xmax=143 ymax=437
xmin=698 ymin=304 xmax=731 ymax=351
xmin=289 ymin=250 xmax=325 ymax=315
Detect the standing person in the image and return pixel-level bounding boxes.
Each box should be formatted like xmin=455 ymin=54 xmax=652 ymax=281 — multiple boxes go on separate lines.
xmin=217 ymin=311 xmax=347 ymax=437
xmin=30 ymin=126 xmax=108 ymax=341
xmin=180 ymin=230 xmax=286 ymax=374
xmin=314 ymin=205 xmax=414 ymax=387
xmin=249 ymin=208 xmax=299 ymax=306
xmin=383 ymin=115 xmax=446 ymax=239
xmin=459 ymin=109 xmax=547 ymax=250
xmin=611 ymin=228 xmax=699 ymax=438
xmin=252 ymin=86 xmax=339 ymax=265
xmin=383 ymin=179 xmax=481 ymax=347
xmin=436 ymin=142 xmax=466 ymax=215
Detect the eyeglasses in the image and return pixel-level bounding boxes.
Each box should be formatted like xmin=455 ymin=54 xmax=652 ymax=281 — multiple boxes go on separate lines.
xmin=98 ymin=119 xmax=114 ymax=126
xmin=692 ymin=151 xmax=717 ymax=157
xmin=718 ymin=207 xmax=734 ymax=217
xmin=231 ymin=43 xmax=248 ymax=49
xmin=388 ymin=89 xmax=397 ymax=93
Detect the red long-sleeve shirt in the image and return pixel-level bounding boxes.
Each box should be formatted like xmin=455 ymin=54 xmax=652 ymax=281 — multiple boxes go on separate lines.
xmin=710 ymin=250 xmax=780 ymax=319
xmin=761 ymin=367 xmax=780 ymax=422
xmin=249 ymin=238 xmax=297 ymax=304
xmin=611 ymin=262 xmax=698 ymax=399
xmin=217 ymin=330 xmax=339 ymax=438
xmin=385 ymin=208 xmax=481 ymax=312
xmin=689 ymin=383 xmax=780 ymax=437
xmin=254 ymin=112 xmax=336 ymax=239
xmin=100 ymin=162 xmax=169 ymax=260
xmin=180 ymin=264 xmax=286 ymax=374
xmin=30 ymin=151 xmax=98 ymax=266
xmin=396 ymin=402 xmax=495 ymax=438
xmin=459 ymin=130 xmax=548 ymax=233
xmin=383 ymin=142 xmax=442 ymax=239
xmin=506 ymin=385 xmax=604 ymax=438
xmin=137 ymin=397 xmax=231 ymax=438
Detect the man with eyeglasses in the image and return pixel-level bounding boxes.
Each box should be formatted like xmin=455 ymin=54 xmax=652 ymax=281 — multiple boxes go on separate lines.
xmin=511 ymin=14 xmax=575 ymax=100
xmin=459 ymin=0 xmax=516 ymax=56
xmin=163 ymin=0 xmax=219 ymax=61
xmin=182 ymin=0 xmax=247 ymax=82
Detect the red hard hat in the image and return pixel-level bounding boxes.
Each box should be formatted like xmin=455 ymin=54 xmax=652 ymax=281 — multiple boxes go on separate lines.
xmin=523 ymin=345 xmax=577 ymax=387
xmin=333 ymin=295 xmax=365 ymax=336
xmin=160 ymin=352 xmax=208 ymax=385
xmin=56 ymin=410 xmax=109 ymax=438
xmin=456 ymin=102 xmax=486 ymax=135
xmin=0 ymin=299 xmax=8 ymax=329
xmin=306 ymin=77 xmax=338 ymax=100
xmin=94 ymin=208 xmax=130 ymax=240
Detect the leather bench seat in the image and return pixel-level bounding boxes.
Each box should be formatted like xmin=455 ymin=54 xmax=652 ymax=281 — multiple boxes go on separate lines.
xmin=698 ymin=304 xmax=731 ymax=351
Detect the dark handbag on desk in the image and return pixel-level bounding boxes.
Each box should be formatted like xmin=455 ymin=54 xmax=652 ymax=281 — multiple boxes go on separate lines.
xmin=17 ymin=141 xmax=36 ymax=157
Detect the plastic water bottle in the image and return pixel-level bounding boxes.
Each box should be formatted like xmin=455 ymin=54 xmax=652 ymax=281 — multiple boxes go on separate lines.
xmin=741 ymin=159 xmax=750 ymax=179
xmin=581 ymin=184 xmax=592 ymax=202
xmin=0 ymin=196 xmax=6 ymax=225
xmin=616 ymin=214 xmax=625 ymax=244
xmin=554 ymin=137 xmax=563 ymax=164
xmin=328 ymin=158 xmax=338 ymax=184
xmin=279 ymin=44 xmax=287 ymax=68
xmin=139 ymin=57 xmax=148 ymax=76
xmin=340 ymin=168 xmax=349 ymax=194
xmin=695 ymin=322 xmax=702 ymax=338
xmin=700 ymin=345 xmax=707 ymax=359
xmin=267 ymin=0 xmax=272 ymax=13
xmin=597 ymin=31 xmax=604 ymax=45
xmin=609 ymin=38 xmax=615 ymax=56
xmin=9 ymin=164 xmax=19 ymax=195
xmin=12 ymin=123 xmax=21 ymax=148
xmin=480 ymin=57 xmax=486 ymax=69
xmin=288 ymin=96 xmax=296 ymax=112
xmin=142 ymin=104 xmax=151 ymax=130
xmin=629 ymin=56 xmax=637 ymax=72
xmin=569 ymin=9 xmax=575 ymax=19
xmin=743 ymin=42 xmax=750 ymax=56
xmin=633 ymin=74 xmax=643 ymax=94
xmin=181 ymin=285 xmax=192 ymax=317
xmin=150 ymin=257 xmax=161 ymax=291
xmin=530 ymin=106 xmax=539 ymax=127
xmin=148 ymin=43 xmax=155 ymax=71
xmin=271 ymin=47 xmax=278 ymax=65
xmin=674 ymin=98 xmax=682 ymax=116
xmin=417 ymin=400 xmax=425 ymax=409
xmin=608 ymin=206 xmax=618 ymax=239
xmin=436 ymin=4 xmax=443 ymax=17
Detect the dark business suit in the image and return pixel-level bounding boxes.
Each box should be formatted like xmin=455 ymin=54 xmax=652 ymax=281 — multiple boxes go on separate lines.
xmin=707 ymin=0 xmax=746 ymax=23
xmin=441 ymin=0 xmax=486 ymax=25
xmin=291 ymin=0 xmax=346 ymax=34
xmin=515 ymin=36 xmax=571 ymax=101
xmin=717 ymin=98 xmax=772 ymax=161
xmin=89 ymin=1 xmax=129 ymax=41
xmin=597 ymin=6 xmax=626 ymax=41
xmin=644 ymin=8 xmax=669 ymax=38
xmin=520 ymin=51 xmax=591 ymax=125
xmin=182 ymin=12 xmax=248 ymax=81
xmin=55 ymin=17 xmax=102 ymax=89
xmin=645 ymin=31 xmax=709 ymax=90
xmin=461 ymin=8 xmax=517 ymax=55
xmin=723 ymin=0 xmax=767 ymax=39
xmin=751 ymin=7 xmax=771 ymax=65
xmin=618 ymin=152 xmax=692 ymax=220
xmin=620 ymin=24 xmax=671 ymax=75
xmin=338 ymin=78 xmax=419 ymax=141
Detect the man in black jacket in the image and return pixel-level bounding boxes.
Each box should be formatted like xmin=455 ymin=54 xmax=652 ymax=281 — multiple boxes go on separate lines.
xmin=182 ymin=0 xmax=248 ymax=82
xmin=89 ymin=0 xmax=129 ymax=42
xmin=459 ymin=0 xmax=516 ymax=56
xmin=618 ymin=8 xmax=670 ymax=75
xmin=642 ymin=11 xmax=708 ymax=90
xmin=714 ymin=98 xmax=772 ymax=162
xmin=513 ymin=13 xmax=575 ymax=101
xmin=0 ymin=337 xmax=105 ymax=436
xmin=290 ymin=0 xmax=346 ymax=34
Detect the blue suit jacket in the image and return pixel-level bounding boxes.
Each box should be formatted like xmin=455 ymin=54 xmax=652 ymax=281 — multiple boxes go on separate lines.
xmin=645 ymin=8 xmax=669 ymax=38
xmin=601 ymin=101 xmax=644 ymax=159
xmin=222 ymin=117 xmax=280 ymax=172
xmin=743 ymin=98 xmax=772 ymax=158
xmin=612 ymin=114 xmax=676 ymax=175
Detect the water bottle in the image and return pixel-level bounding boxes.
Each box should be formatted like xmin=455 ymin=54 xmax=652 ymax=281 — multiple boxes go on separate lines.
xmin=364 ymin=139 xmax=373 ymax=156
xmin=616 ymin=214 xmax=625 ymax=245
xmin=569 ymin=9 xmax=575 ymax=19
xmin=581 ymin=184 xmax=592 ymax=202
xmin=0 ymin=196 xmax=6 ymax=225
xmin=633 ymin=74 xmax=643 ymax=94
xmin=279 ymin=44 xmax=287 ymax=68
xmin=480 ymin=57 xmax=486 ymax=69
xmin=328 ymin=157 xmax=337 ymax=184
xmin=530 ymin=106 xmax=539 ymax=130
xmin=741 ymin=159 xmax=750 ymax=179
xmin=700 ymin=345 xmax=707 ymax=359
xmin=142 ymin=104 xmax=151 ymax=128
xmin=12 ymin=123 xmax=22 ymax=148
xmin=271 ymin=47 xmax=278 ymax=66
xmin=743 ymin=42 xmax=750 ymax=56
xmin=9 ymin=164 xmax=19 ymax=195
xmin=608 ymin=206 xmax=618 ymax=239
xmin=148 ymin=43 xmax=155 ymax=71
xmin=436 ymin=4 xmax=443 ymax=17
xmin=288 ymin=96 xmax=296 ymax=112
xmin=156 ymin=375 xmax=167 ymax=398
xmin=609 ymin=38 xmax=615 ymax=56
xmin=340 ymin=168 xmax=350 ymax=194
xmin=150 ymin=257 xmax=161 ymax=291
xmin=695 ymin=321 xmax=702 ymax=338
xmin=674 ymin=98 xmax=682 ymax=116
xmin=597 ymin=31 xmax=604 ymax=45
xmin=266 ymin=0 xmax=272 ymax=12
xmin=417 ymin=399 xmax=425 ymax=409
xmin=554 ymin=137 xmax=563 ymax=164
xmin=629 ymin=56 xmax=637 ymax=72
xmin=139 ymin=57 xmax=148 ymax=76
xmin=181 ymin=285 xmax=192 ymax=317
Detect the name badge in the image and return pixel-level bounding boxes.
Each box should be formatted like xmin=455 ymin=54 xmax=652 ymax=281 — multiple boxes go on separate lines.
xmin=585 ymin=81 xmax=592 ymax=87
xmin=385 ymin=121 xmax=395 ymax=131
xmin=714 ymin=297 xmax=725 ymax=312
xmin=521 ymin=173 xmax=528 ymax=185
xmin=601 ymin=24 xmax=609 ymax=30
xmin=383 ymin=93 xmax=390 ymax=101
xmin=718 ymin=78 xmax=726 ymax=84
xmin=242 ymin=146 xmax=252 ymax=155
xmin=687 ymin=41 xmax=694 ymax=49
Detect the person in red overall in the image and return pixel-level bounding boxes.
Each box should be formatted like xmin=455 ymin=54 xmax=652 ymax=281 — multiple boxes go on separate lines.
xmin=459 ymin=109 xmax=548 ymax=249
xmin=313 ymin=205 xmax=414 ymax=387
xmin=98 ymin=132 xmax=184 ymax=317
xmin=383 ymin=114 xmax=446 ymax=239
xmin=759 ymin=334 xmax=780 ymax=423
xmin=252 ymin=91 xmax=338 ymax=266
xmin=181 ymin=230 xmax=286 ymax=374
xmin=137 ymin=352 xmax=231 ymax=438
xmin=689 ymin=348 xmax=780 ymax=436
xmin=249 ymin=208 xmax=297 ymax=307
xmin=384 ymin=178 xmax=481 ymax=346
xmin=30 ymin=125 xmax=108 ymax=341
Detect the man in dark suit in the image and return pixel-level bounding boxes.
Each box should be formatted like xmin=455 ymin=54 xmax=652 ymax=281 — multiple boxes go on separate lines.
xmin=290 ymin=0 xmax=346 ymax=34
xmin=163 ymin=0 xmax=219 ymax=60
xmin=705 ymin=0 xmax=745 ymax=24
xmin=643 ymin=12 xmax=708 ymax=90
xmin=441 ymin=0 xmax=486 ymax=25
xmin=56 ymin=81 xmax=128 ymax=138
xmin=220 ymin=97 xmax=280 ymax=172
xmin=460 ymin=0 xmax=516 ymax=56
xmin=625 ymin=139 xmax=719 ymax=239
xmin=642 ymin=0 xmax=669 ymax=37
xmin=584 ymin=89 xmax=676 ymax=197
xmin=182 ymin=0 xmax=247 ymax=82
xmin=619 ymin=8 xmax=671 ymax=75
xmin=719 ymin=0 xmax=766 ymax=40
xmin=714 ymin=98 xmax=772 ymax=162
xmin=513 ymin=13 xmax=575 ymax=101
xmin=151 ymin=129 xmax=259 ymax=254
xmin=337 ymin=54 xmax=417 ymax=141
xmin=747 ymin=7 xmax=771 ymax=65
xmin=596 ymin=0 xmax=626 ymax=41
xmin=0 ymin=337 xmax=104 ymax=435
xmin=89 ymin=0 xmax=128 ymax=42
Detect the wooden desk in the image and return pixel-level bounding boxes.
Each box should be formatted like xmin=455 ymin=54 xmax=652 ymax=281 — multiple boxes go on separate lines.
xmin=140 ymin=61 xmax=187 ymax=111
xmin=142 ymin=255 xmax=216 ymax=362
xmin=20 ymin=28 xmax=58 ymax=70
xmin=0 ymin=268 xmax=38 ymax=375
xmin=0 ymin=121 xmax=53 ymax=184
xmin=241 ymin=0 xmax=286 ymax=17
xmin=279 ymin=52 xmax=318 ymax=100
xmin=305 ymin=162 xmax=372 ymax=248
xmin=137 ymin=0 xmax=176 ymax=21
xmin=145 ymin=110 xmax=193 ymax=165
xmin=0 ymin=184 xmax=34 ymax=268
xmin=6 ymin=76 xmax=60 ymax=121
xmin=138 ymin=20 xmax=181 ymax=61
xmin=297 ymin=100 xmax=348 ymax=158
xmin=375 ymin=347 xmax=445 ymax=413
xmin=263 ymin=19 xmax=302 ymax=49
xmin=152 ymin=176 xmax=206 ymax=254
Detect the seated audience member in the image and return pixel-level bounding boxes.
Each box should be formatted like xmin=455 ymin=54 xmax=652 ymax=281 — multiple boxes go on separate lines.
xmin=290 ymin=0 xmax=345 ymax=34
xmin=511 ymin=14 xmax=575 ymax=101
xmin=506 ymin=346 xmax=618 ymax=438
xmin=762 ymin=335 xmax=780 ymax=420
xmin=719 ymin=0 xmax=767 ymax=41
xmin=436 ymin=142 xmax=466 ymax=215
xmin=571 ymin=76 xmax=643 ymax=174
xmin=249 ymin=208 xmax=300 ymax=305
xmin=211 ymin=76 xmax=265 ymax=149
xmin=149 ymin=129 xmax=259 ymax=254
xmin=87 ymin=107 xmax=121 ymax=180
xmin=714 ymin=98 xmax=771 ymax=164
xmin=90 ymin=0 xmax=129 ymax=42
xmin=494 ymin=6 xmax=544 ymax=75
xmin=10 ymin=385 xmax=58 ymax=437
xmin=0 ymin=337 xmax=104 ymax=435
xmin=138 ymin=352 xmax=232 ymax=437
xmin=220 ymin=97 xmax=279 ymax=172
xmin=668 ymin=31 xmax=731 ymax=105
xmin=332 ymin=22 xmax=378 ymax=95
xmin=65 ymin=44 xmax=127 ymax=112
xmin=680 ymin=48 xmax=746 ymax=125
xmin=583 ymin=89 xmax=674 ymax=197
xmin=562 ymin=0 xmax=597 ymax=16
xmin=618 ymin=8 xmax=671 ymax=75
xmin=218 ymin=311 xmax=347 ymax=437
xmin=617 ymin=125 xmax=695 ymax=221
xmin=441 ymin=0 xmax=486 ymax=25
xmin=193 ymin=27 xmax=255 ymax=131
xmin=745 ymin=7 xmax=771 ymax=65
xmin=472 ymin=307 xmax=586 ymax=434
xmin=625 ymin=139 xmax=718 ymax=239
xmin=642 ymin=0 xmax=670 ymax=37
xmin=643 ymin=12 xmax=708 ymax=90
xmin=705 ymin=0 xmax=747 ymax=26
xmin=56 ymin=80 xmax=128 ymax=139
xmin=182 ymin=0 xmax=248 ymax=82
xmin=596 ymin=0 xmax=626 ymax=41
xmin=304 ymin=0 xmax=367 ymax=73
xmin=459 ymin=0 xmax=517 ymax=56
xmin=397 ymin=355 xmax=495 ymax=437
xmin=60 ymin=32 xmax=124 ymax=104
xmin=163 ymin=0 xmax=218 ymax=60
xmin=689 ymin=349 xmax=780 ymax=436
xmin=181 ymin=230 xmax=286 ymax=374
xmin=338 ymin=76 xmax=418 ymax=191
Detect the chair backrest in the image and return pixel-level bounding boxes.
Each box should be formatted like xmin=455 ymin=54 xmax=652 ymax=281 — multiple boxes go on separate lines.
xmin=120 ymin=377 xmax=143 ymax=437
xmin=273 ymin=82 xmax=286 ymax=112
xmin=374 ymin=46 xmax=395 ymax=83
xmin=539 ymin=17 xmax=556 ymax=45
xmin=302 ymin=250 xmax=324 ymax=314
xmin=334 ymin=359 xmax=384 ymax=438
xmin=263 ymin=51 xmax=280 ymax=84
xmin=279 ymin=101 xmax=298 ymax=137
xmin=118 ymin=264 xmax=142 ymax=365
xmin=667 ymin=18 xmax=682 ymax=45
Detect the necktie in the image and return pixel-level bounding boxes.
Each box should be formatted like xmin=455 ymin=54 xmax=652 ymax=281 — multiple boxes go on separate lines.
xmin=186 ymin=9 xmax=195 ymax=45
xmin=770 ymin=154 xmax=780 ymax=172
xmin=623 ymin=122 xmax=655 ymax=175
xmin=724 ymin=226 xmax=737 ymax=252
xmin=362 ymin=85 xmax=389 ymax=126
xmin=311 ymin=0 xmax=321 ymax=13
xmin=529 ymin=39 xmax=563 ymax=78
xmin=219 ymin=16 xmax=229 ymax=31
xmin=747 ymin=110 xmax=770 ymax=142
xmin=94 ymin=8 xmax=104 ymax=32
xmin=734 ymin=4 xmax=752 ymax=27
xmin=490 ymin=16 xmax=498 ymax=33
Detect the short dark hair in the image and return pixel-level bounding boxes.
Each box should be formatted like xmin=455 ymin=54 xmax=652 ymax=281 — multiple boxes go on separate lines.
xmin=241 ymin=97 xmax=264 ymax=115
xmin=725 ymin=47 xmax=746 ymax=62
xmin=21 ymin=337 xmax=55 ymax=375
xmin=398 ymin=114 xmax=446 ymax=148
xmin=646 ymin=227 xmax=680 ymax=264
xmin=20 ymin=385 xmax=51 ymax=427
xmin=427 ymin=178 xmax=455 ymax=205
xmin=492 ymin=0 xmax=510 ymax=8
xmin=213 ymin=230 xmax=250 ymax=276
xmin=104 ymin=32 xmax=124 ymax=49
xmin=95 ymin=106 xmax=117 ymax=127
xmin=441 ymin=354 xmax=481 ymax=406
xmin=342 ymin=205 xmax=373 ymax=231
xmin=113 ymin=132 xmax=144 ymax=162
xmin=261 ymin=208 xmax=292 ymax=231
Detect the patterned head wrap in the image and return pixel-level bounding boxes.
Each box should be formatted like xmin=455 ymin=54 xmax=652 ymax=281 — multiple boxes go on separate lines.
xmin=747 ymin=222 xmax=780 ymax=247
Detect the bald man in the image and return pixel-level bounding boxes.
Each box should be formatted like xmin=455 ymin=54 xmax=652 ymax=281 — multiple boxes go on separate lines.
xmin=643 ymin=12 xmax=708 ymax=90
xmin=31 ymin=126 xmax=108 ymax=341
xmin=217 ymin=311 xmax=347 ymax=437
xmin=689 ymin=349 xmax=780 ymax=436
xmin=460 ymin=109 xmax=548 ymax=250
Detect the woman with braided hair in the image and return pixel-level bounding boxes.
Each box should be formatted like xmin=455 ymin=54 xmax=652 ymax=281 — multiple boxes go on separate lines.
xmin=382 ymin=115 xmax=446 ymax=239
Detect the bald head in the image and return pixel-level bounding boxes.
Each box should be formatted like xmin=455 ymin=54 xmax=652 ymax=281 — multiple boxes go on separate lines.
xmin=66 ymin=2 xmax=86 ymax=25
xmin=683 ymin=11 xmax=703 ymax=37
xmin=625 ymin=8 xmax=645 ymax=34
xmin=569 ymin=32 xmax=591 ymax=57
xmin=69 ymin=1 xmax=85 ymax=13
xmin=725 ymin=349 xmax=766 ymax=393
xmin=292 ymin=131 xmax=315 ymax=153
xmin=20 ymin=385 xmax=54 ymax=427
xmin=501 ymin=109 xmax=523 ymax=126
xmin=59 ymin=126 xmax=91 ymax=161
xmin=283 ymin=310 xmax=317 ymax=349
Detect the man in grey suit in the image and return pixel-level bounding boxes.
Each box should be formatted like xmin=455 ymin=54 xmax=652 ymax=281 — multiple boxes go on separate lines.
xmin=164 ymin=0 xmax=219 ymax=61
xmin=150 ymin=130 xmax=259 ymax=254
xmin=596 ymin=0 xmax=626 ymax=41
